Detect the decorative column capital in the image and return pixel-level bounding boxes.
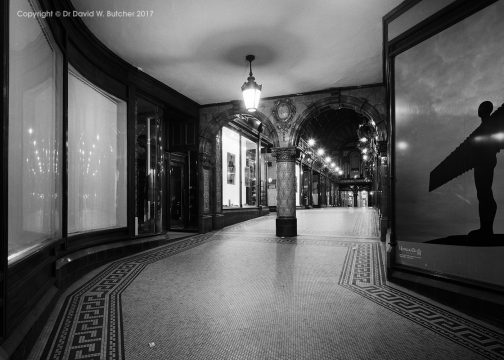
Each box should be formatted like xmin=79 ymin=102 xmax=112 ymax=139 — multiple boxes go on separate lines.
xmin=272 ymin=147 xmax=297 ymax=162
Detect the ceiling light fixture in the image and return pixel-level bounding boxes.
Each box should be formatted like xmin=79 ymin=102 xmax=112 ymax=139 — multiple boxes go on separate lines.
xmin=241 ymin=55 xmax=262 ymax=112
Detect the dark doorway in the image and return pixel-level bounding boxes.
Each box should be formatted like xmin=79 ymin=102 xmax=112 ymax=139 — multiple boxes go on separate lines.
xmin=135 ymin=97 xmax=165 ymax=236
xmin=169 ymin=154 xmax=186 ymax=229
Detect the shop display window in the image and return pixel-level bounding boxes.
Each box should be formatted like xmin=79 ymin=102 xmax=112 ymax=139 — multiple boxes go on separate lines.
xmin=67 ymin=67 xmax=127 ymax=233
xmin=222 ymin=126 xmax=265 ymax=208
xmin=8 ymin=0 xmax=63 ymax=262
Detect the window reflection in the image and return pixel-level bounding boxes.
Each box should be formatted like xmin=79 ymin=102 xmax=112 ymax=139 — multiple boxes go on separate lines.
xmin=221 ymin=126 xmax=266 ymax=209
xmin=135 ymin=98 xmax=164 ymax=235
xmin=67 ymin=67 xmax=127 ymax=233
xmin=222 ymin=127 xmax=240 ymax=207
xmin=242 ymin=137 xmax=256 ymax=207
xmin=8 ymin=0 xmax=63 ymax=262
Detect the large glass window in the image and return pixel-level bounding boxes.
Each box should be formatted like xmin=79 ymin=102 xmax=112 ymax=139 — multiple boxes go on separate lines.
xmin=67 ymin=67 xmax=127 ymax=233
xmin=222 ymin=127 xmax=240 ymax=207
xmin=340 ymin=191 xmax=354 ymax=207
xmin=8 ymin=0 xmax=63 ymax=262
xmin=302 ymin=165 xmax=310 ymax=206
xmin=266 ymin=155 xmax=277 ymax=208
xmin=242 ymin=137 xmax=257 ymax=207
xmin=222 ymin=126 xmax=267 ymax=208
xmin=259 ymin=145 xmax=267 ymax=206
xmin=312 ymin=173 xmax=319 ymax=206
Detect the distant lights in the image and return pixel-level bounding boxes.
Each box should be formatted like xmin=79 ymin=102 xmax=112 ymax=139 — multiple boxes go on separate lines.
xmin=397 ymin=141 xmax=409 ymax=150
xmin=363 ymin=154 xmax=369 ymax=161
xmin=325 ymin=156 xmax=331 ymax=163
xmin=491 ymin=132 xmax=504 ymax=141
xmin=317 ymin=148 xmax=325 ymax=156
xmin=28 ymin=128 xmax=33 ymax=135
xmin=308 ymin=138 xmax=316 ymax=146
xmin=362 ymin=148 xmax=368 ymax=154
xmin=360 ymin=137 xmax=368 ymax=143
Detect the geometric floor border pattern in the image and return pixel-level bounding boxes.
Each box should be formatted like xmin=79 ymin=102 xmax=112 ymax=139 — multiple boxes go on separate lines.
xmin=37 ymin=232 xmax=504 ymax=360
xmin=338 ymin=242 xmax=504 ymax=360
xmin=40 ymin=233 xmax=216 ymax=360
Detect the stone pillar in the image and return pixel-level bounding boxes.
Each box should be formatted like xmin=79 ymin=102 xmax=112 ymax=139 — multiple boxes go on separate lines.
xmin=199 ymin=151 xmax=214 ymax=233
xmin=213 ymin=131 xmax=224 ymax=229
xmin=273 ymin=147 xmax=297 ymax=237
xmin=309 ymin=163 xmax=314 ymax=207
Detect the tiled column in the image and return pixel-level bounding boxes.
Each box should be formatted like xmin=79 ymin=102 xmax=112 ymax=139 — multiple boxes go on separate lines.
xmin=199 ymin=152 xmax=214 ymax=233
xmin=308 ymin=163 xmax=313 ymax=207
xmin=273 ymin=147 xmax=297 ymax=237
xmin=213 ymin=131 xmax=224 ymax=229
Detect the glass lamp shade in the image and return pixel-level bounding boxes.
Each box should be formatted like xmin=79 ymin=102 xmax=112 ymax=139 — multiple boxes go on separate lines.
xmin=241 ymin=77 xmax=262 ymax=112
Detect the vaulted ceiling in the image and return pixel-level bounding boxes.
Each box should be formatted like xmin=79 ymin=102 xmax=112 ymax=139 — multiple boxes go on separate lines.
xmin=300 ymin=108 xmax=366 ymax=160
xmin=70 ymin=0 xmax=403 ymax=105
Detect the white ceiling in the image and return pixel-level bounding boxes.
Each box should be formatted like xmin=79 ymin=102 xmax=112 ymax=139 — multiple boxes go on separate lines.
xmin=71 ymin=0 xmax=403 ymax=105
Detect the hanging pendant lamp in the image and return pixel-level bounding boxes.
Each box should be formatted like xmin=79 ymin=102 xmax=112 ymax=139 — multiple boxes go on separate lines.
xmin=241 ymin=55 xmax=262 ymax=112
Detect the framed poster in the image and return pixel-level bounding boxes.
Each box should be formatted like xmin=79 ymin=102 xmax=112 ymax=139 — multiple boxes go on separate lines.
xmin=391 ymin=1 xmax=504 ymax=287
xmin=227 ymin=152 xmax=235 ymax=184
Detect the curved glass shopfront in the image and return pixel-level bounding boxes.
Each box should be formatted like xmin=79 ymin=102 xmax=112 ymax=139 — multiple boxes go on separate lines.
xmin=8 ymin=0 xmax=63 ymax=262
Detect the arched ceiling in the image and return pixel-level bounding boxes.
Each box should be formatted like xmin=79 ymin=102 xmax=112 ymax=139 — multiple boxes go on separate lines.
xmin=301 ymin=108 xmax=367 ymax=152
xmin=70 ymin=0 xmax=402 ymax=105
xmin=300 ymin=108 xmax=366 ymax=159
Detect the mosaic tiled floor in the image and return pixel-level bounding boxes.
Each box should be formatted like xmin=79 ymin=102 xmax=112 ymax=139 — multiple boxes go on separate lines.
xmin=30 ymin=209 xmax=504 ymax=360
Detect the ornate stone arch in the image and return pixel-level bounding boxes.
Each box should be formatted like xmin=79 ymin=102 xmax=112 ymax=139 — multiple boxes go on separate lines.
xmin=287 ymin=94 xmax=386 ymax=147
xmin=199 ymin=108 xmax=280 ymax=155
xmin=197 ymin=106 xmax=280 ymax=232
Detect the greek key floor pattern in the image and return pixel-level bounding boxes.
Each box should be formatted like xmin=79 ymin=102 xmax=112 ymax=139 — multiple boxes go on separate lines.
xmin=339 ymin=242 xmax=504 ymax=360
xmin=37 ymin=233 xmax=216 ymax=360
xmin=30 ymin=209 xmax=504 ymax=360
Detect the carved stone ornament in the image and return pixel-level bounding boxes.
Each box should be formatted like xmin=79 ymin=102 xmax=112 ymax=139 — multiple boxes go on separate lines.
xmin=199 ymin=152 xmax=214 ymax=168
xmin=272 ymin=147 xmax=297 ymax=162
xmin=272 ymin=98 xmax=296 ymax=134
